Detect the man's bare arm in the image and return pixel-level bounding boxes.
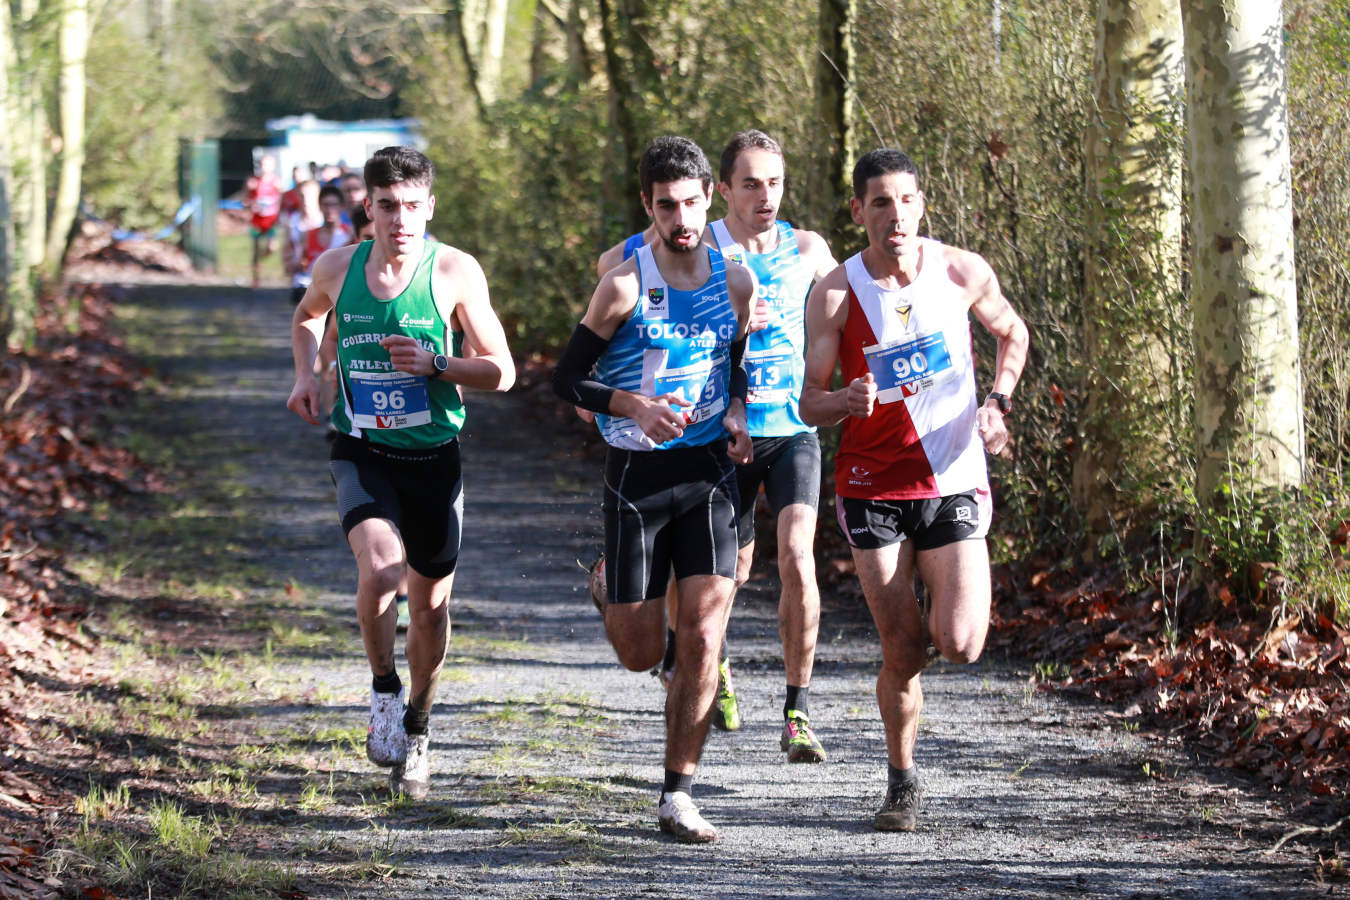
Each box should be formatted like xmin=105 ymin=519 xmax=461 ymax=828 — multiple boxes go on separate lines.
xmin=799 ymin=266 xmax=875 ymax=426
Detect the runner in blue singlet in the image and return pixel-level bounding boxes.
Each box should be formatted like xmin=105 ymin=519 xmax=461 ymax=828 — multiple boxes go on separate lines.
xmin=553 ymin=136 xmax=756 ymax=844
xmin=705 ymin=130 xmax=838 ymax=763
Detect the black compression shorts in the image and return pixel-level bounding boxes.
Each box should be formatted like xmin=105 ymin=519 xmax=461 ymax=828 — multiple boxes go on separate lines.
xmin=835 ymin=489 xmax=991 ymax=552
xmin=735 ymin=432 xmax=821 ymax=549
xmin=329 ymin=434 xmax=464 ymax=579
xmin=603 ymin=442 xmax=740 ymax=604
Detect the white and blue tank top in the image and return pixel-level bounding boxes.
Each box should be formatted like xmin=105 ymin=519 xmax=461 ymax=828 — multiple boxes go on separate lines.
xmin=709 ymin=219 xmax=815 ymax=437
xmin=595 ymin=243 xmax=739 ymax=451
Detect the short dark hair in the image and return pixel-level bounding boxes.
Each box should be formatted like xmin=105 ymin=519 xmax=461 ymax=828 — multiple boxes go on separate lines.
xmin=852 ymin=148 xmax=921 ymax=200
xmin=350 ymin=204 xmax=372 ymax=233
xmin=318 ymin=184 xmax=345 ymax=206
xmin=639 ymin=136 xmax=712 ymax=199
xmin=718 ymin=130 xmax=783 ymax=185
xmin=364 ymin=146 xmax=434 ymax=191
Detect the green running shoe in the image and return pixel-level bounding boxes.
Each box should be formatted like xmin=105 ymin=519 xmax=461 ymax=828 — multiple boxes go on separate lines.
xmin=711 ymin=658 xmax=741 ymax=731
xmin=780 ymin=708 xmax=826 ymax=763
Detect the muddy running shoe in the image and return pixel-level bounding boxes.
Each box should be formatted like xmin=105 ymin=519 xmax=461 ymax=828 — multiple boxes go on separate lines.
xmin=873 ymin=779 xmax=921 ymax=831
xmin=657 ymin=791 xmax=717 ymax=843
xmin=366 ymin=688 xmax=407 ymax=767
xmin=780 ymin=709 xmax=827 ymax=763
xmin=711 ymin=658 xmax=741 ymax=731
xmin=390 ymin=733 xmax=430 ymax=800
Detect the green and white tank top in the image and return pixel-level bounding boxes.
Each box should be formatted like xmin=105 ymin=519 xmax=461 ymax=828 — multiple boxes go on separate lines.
xmin=331 ymin=240 xmax=466 ymax=449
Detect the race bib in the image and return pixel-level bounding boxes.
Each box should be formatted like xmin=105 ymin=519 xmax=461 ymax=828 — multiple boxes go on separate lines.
xmin=349 ymin=370 xmax=432 ymax=429
xmin=653 ymin=358 xmax=725 ymax=426
xmin=745 ymin=347 xmax=796 ymax=405
xmin=863 ymin=333 xmax=955 ymax=404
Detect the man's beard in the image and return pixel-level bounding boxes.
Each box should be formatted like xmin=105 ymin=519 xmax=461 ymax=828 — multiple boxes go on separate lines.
xmin=662 ymin=228 xmax=701 ymax=253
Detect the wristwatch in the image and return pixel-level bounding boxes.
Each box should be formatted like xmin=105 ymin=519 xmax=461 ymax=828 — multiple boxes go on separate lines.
xmin=432 ymin=353 xmax=449 ymax=377
xmin=986 ymin=391 xmax=1011 ymax=415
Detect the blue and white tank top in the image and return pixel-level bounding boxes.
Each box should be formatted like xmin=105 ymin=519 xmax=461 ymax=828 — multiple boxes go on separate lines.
xmin=621 ymin=232 xmax=645 ymax=261
xmin=709 ymin=219 xmax=815 ymax=437
xmin=595 ymin=243 xmax=739 ymax=451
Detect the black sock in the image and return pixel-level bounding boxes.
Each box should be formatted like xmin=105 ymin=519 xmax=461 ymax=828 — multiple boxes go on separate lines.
xmin=372 ymin=670 xmax=402 ymax=695
xmin=784 ymin=685 xmax=809 ymax=718
xmin=662 ymin=628 xmax=677 ymax=672
xmin=662 ymin=769 xmax=694 ymax=797
xmin=888 ymin=763 xmax=918 ymax=787
xmin=403 ymin=706 xmax=430 ymax=736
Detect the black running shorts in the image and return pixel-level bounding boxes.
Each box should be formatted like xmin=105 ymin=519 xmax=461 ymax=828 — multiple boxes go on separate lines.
xmin=603 ymin=442 xmax=740 ymax=604
xmin=835 ymin=489 xmax=991 ymax=551
xmin=329 ymin=434 xmax=464 ymax=579
xmin=735 ymin=432 xmax=821 ymax=549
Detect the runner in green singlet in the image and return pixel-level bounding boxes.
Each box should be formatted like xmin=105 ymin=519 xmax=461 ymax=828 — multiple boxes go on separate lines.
xmin=287 ymin=146 xmax=515 ymax=800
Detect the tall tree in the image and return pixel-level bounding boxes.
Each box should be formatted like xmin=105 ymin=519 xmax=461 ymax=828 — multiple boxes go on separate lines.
xmin=0 ymin=0 xmax=18 ymax=343
xmin=5 ymin=0 xmax=48 ymax=348
xmin=1074 ymin=0 xmax=1186 ymax=539
xmin=811 ymin=0 xmax=855 ymax=250
xmin=1181 ymin=0 xmax=1304 ymax=500
xmin=45 ymin=0 xmax=89 ymax=273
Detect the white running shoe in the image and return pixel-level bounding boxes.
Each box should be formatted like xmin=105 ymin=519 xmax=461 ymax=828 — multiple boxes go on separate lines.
xmin=657 ymin=791 xmax=717 ymax=843
xmin=391 ymin=734 xmax=430 ymax=800
xmin=366 ymin=688 xmax=406 ymax=767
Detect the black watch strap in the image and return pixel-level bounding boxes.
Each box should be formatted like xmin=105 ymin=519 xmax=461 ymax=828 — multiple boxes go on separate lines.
xmin=987 ymin=392 xmax=1011 ymax=415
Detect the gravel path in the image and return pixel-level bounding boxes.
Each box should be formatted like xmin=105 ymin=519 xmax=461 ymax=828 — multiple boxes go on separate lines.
xmin=127 ymin=282 xmax=1324 ymax=899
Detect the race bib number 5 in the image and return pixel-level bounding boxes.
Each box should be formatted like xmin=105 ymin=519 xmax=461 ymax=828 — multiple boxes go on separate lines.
xmin=349 ymin=370 xmax=432 ymax=429
xmin=863 ymin=333 xmax=955 ymax=403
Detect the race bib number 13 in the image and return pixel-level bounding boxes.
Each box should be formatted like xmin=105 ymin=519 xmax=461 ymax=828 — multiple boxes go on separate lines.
xmin=863 ymin=333 xmax=955 ymax=403
xmin=349 ymin=370 xmax=432 ymax=429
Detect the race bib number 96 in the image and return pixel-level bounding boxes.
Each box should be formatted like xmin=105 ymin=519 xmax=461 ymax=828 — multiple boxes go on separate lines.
xmin=863 ymin=333 xmax=955 ymax=404
xmin=349 ymin=370 xmax=432 ymax=429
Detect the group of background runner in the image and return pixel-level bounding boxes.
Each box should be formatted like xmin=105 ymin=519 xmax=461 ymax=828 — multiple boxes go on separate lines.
xmin=286 ymin=134 xmax=1028 ymax=843
xmin=246 ymin=157 xmax=371 ymax=297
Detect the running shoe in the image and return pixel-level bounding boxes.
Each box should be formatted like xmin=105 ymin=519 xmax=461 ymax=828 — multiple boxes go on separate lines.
xmin=657 ymin=791 xmax=717 ymax=843
xmin=711 ymin=658 xmax=741 ymax=731
xmin=587 ymin=554 xmax=607 ymax=611
xmin=650 ymin=665 xmax=675 ymax=691
xmin=390 ymin=733 xmax=430 ymax=800
xmin=780 ymin=709 xmax=827 ymax=763
xmin=366 ymin=687 xmax=407 ymax=767
xmin=873 ymin=779 xmax=921 ymax=831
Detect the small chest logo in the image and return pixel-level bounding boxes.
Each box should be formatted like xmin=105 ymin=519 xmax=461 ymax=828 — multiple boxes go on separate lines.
xmin=647 ymin=287 xmax=666 ymax=309
xmin=895 ymin=304 xmax=914 ymax=330
xmin=398 ymin=312 xmax=434 ymax=328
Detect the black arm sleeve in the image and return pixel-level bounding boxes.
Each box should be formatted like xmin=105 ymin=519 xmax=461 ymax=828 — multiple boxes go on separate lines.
xmin=552 ymin=323 xmax=616 ymax=414
xmin=728 ymin=335 xmax=748 ymax=403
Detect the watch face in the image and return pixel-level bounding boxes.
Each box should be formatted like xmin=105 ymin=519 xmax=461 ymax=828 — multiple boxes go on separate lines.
xmin=434 ymin=354 xmax=448 ymax=373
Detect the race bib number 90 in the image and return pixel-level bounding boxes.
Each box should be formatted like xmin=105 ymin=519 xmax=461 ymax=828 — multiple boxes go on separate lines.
xmin=349 ymin=370 xmax=432 ymax=429
xmin=863 ymin=333 xmax=955 ymax=403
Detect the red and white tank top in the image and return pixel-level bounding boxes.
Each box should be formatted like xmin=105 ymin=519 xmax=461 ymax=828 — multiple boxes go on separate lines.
xmin=835 ymin=239 xmax=988 ymax=500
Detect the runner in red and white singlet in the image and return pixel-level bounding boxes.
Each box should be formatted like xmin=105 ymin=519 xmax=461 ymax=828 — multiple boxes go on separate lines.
xmin=801 ymin=148 xmax=1029 ymax=834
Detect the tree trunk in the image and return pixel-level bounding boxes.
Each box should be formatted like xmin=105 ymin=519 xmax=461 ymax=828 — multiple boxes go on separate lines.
xmin=812 ymin=0 xmax=855 ymax=251
xmin=45 ymin=0 xmax=89 ymax=274
xmin=1181 ymin=0 xmax=1304 ymax=500
xmin=596 ymin=0 xmax=646 ymax=232
xmin=1074 ymin=0 xmax=1186 ymax=541
xmin=0 ymin=0 xmax=17 ymax=343
xmin=478 ymin=0 xmax=508 ymax=106
xmin=6 ymin=0 xmax=46 ymax=348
